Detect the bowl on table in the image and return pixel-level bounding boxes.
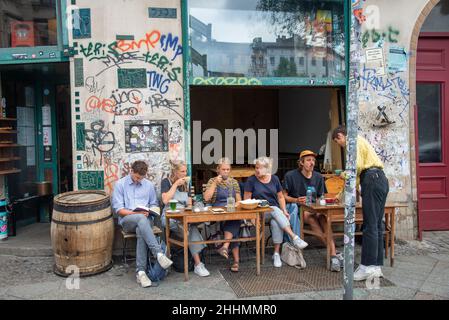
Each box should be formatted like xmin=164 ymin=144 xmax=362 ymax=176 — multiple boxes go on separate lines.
xmin=239 ymin=199 xmax=260 ymax=210
xmin=334 ymin=169 xmax=343 ymax=176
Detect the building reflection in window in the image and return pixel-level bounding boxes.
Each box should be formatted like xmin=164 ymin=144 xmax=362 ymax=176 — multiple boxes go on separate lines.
xmin=189 ymin=0 xmax=345 ymax=79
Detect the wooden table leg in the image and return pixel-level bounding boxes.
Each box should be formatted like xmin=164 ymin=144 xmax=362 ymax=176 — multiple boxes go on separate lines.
xmin=256 ymin=212 xmax=261 ymax=276
xmin=391 ymin=208 xmax=396 ymax=267
xmin=261 ymin=212 xmax=265 ymax=265
xmin=183 ymin=218 xmax=189 ymax=281
xmin=385 ymin=210 xmax=390 ymax=259
xmin=326 ymin=212 xmax=332 ymax=270
xmin=165 ymin=215 xmax=171 ymax=257
xmin=300 ymin=206 xmax=304 ymax=240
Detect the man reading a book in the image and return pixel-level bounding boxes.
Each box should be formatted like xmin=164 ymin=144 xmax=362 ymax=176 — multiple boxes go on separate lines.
xmin=112 ymin=160 xmax=173 ymax=288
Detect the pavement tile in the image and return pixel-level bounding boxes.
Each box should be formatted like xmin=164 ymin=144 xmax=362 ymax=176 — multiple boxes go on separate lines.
xmin=413 ymin=291 xmax=446 ymax=300
xmin=419 ymin=282 xmax=449 ymax=298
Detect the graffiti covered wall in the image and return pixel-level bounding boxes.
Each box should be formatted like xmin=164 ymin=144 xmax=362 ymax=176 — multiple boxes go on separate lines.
xmin=68 ymin=0 xmax=185 ymax=195
xmin=358 ymin=0 xmax=431 ymax=239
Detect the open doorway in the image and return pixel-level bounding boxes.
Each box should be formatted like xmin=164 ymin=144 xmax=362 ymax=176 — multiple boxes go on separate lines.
xmin=190 ymin=86 xmax=346 ymax=191
xmin=0 ymin=62 xmax=71 ymax=229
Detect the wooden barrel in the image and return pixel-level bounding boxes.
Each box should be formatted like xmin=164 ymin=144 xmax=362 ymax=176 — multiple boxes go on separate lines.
xmin=51 ymin=191 xmax=114 ymax=277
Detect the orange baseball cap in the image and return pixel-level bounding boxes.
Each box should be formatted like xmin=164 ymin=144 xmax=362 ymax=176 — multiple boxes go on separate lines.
xmin=299 ymin=150 xmax=317 ymax=159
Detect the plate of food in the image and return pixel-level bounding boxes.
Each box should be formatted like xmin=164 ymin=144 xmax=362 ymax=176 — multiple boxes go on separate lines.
xmin=210 ymin=208 xmax=225 ymax=213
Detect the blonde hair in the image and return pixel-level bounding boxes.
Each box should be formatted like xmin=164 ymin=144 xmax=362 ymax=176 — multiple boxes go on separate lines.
xmin=216 ymin=157 xmax=232 ymax=170
xmin=254 ymin=157 xmax=273 ymax=175
xmin=169 ymin=160 xmax=187 ymax=191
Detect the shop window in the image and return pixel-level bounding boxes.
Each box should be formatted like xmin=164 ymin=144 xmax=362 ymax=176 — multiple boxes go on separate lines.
xmin=0 ymin=0 xmax=58 ymax=48
xmin=189 ymin=0 xmax=345 ymax=79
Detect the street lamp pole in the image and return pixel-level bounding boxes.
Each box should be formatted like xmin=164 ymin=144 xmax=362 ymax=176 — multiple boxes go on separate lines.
xmin=343 ymin=0 xmax=362 ymax=300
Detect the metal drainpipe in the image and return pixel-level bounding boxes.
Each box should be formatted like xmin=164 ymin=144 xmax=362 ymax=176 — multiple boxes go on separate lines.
xmin=343 ymin=0 xmax=362 ymax=300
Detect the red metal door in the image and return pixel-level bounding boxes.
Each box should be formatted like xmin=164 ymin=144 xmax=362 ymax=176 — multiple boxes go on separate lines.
xmin=416 ymin=34 xmax=449 ymax=236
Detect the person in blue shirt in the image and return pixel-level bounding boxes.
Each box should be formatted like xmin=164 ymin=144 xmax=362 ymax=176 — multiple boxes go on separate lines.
xmin=283 ymin=150 xmax=342 ymax=272
xmin=112 ymin=160 xmax=173 ymax=287
xmin=244 ymin=157 xmax=308 ymax=268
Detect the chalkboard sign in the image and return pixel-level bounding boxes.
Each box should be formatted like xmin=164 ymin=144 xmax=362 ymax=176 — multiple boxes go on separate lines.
xmin=124 ymin=120 xmax=168 ymax=153
xmin=118 ymin=69 xmax=147 ymax=89
xmin=78 ymin=171 xmax=104 ymax=190
xmin=148 ymin=7 xmax=177 ymax=19
xmin=74 ymin=58 xmax=84 ymax=87
xmin=76 ymin=122 xmax=85 ymax=151
xmin=73 ymin=8 xmax=91 ymax=39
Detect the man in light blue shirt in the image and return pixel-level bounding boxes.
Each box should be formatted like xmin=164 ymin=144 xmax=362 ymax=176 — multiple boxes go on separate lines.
xmin=112 ymin=160 xmax=172 ymax=287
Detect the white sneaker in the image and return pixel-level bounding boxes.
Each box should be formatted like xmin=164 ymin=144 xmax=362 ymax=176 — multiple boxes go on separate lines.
xmin=375 ymin=266 xmax=384 ymax=278
xmin=354 ymin=265 xmax=381 ymax=281
xmin=136 ymin=271 xmax=152 ymax=288
xmin=157 ymin=252 xmax=173 ymax=269
xmin=194 ymin=262 xmax=210 ymax=277
xmin=273 ymin=252 xmax=282 ymax=268
xmin=292 ymin=235 xmax=308 ymax=250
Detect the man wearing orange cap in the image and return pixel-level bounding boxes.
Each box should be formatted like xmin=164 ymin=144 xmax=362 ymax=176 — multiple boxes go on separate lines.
xmin=283 ymin=150 xmax=343 ymax=272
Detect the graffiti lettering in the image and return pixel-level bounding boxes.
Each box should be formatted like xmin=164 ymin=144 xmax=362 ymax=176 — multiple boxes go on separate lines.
xmin=104 ymin=159 xmax=119 ymax=194
xmin=160 ymin=33 xmax=183 ymax=61
xmin=145 ymin=93 xmax=183 ymax=120
xmin=85 ymin=120 xmax=116 ymax=165
xmin=116 ymin=30 xmax=161 ymax=53
xmin=192 ymin=77 xmax=262 ymax=86
xmin=85 ymin=76 xmax=105 ymax=95
xmin=362 ymin=26 xmax=399 ymax=48
xmin=147 ymin=71 xmax=171 ymax=94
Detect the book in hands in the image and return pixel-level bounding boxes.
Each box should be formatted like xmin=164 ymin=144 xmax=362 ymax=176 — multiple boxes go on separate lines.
xmin=133 ymin=206 xmax=161 ymax=217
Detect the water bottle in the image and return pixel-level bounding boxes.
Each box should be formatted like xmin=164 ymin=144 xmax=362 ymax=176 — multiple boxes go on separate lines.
xmin=310 ymin=186 xmax=317 ymax=203
xmin=226 ymin=184 xmax=235 ymax=212
xmin=306 ymin=187 xmax=313 ymax=206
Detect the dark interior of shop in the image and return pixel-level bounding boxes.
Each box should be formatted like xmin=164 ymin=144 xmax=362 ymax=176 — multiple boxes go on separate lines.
xmin=189 ymin=86 xmax=346 ymax=193
xmin=0 ymin=62 xmax=71 ymax=228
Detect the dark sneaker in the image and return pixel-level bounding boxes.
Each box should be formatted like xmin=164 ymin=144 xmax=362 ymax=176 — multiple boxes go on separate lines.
xmin=331 ymin=256 xmax=341 ymax=272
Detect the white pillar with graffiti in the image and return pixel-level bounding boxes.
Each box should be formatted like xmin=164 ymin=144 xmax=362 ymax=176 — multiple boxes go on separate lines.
xmin=67 ymin=0 xmax=185 ymax=195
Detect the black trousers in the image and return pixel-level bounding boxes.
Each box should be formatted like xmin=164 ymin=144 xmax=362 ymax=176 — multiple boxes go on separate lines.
xmin=360 ymin=168 xmax=389 ymax=266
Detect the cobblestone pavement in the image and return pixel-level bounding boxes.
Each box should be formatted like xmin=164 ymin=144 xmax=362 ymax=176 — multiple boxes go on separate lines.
xmin=0 ymin=232 xmax=448 ymax=300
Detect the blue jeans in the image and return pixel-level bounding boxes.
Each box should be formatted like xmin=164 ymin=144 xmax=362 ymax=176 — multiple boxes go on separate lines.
xmin=120 ymin=214 xmax=163 ymax=273
xmin=284 ymin=203 xmax=300 ymax=242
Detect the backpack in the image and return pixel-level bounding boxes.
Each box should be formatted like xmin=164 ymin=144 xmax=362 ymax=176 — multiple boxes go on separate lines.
xmin=147 ymin=240 xmax=169 ymax=282
xmin=170 ymin=246 xmax=206 ymax=273
xmin=280 ymin=242 xmax=307 ymax=269
xmin=170 ymin=246 xmax=195 ymax=272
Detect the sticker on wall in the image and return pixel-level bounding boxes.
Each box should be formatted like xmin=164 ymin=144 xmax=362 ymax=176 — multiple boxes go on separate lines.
xmin=43 ymin=127 xmax=52 ymax=146
xmin=148 ymin=7 xmax=177 ymax=19
xmin=72 ymin=8 xmax=91 ymax=39
xmin=118 ymin=69 xmax=147 ymax=89
xmin=124 ymin=120 xmax=168 ymax=153
xmin=365 ymin=47 xmax=385 ymax=76
xmin=78 ymin=171 xmax=104 ymax=190
xmin=388 ymin=46 xmax=407 ymax=73
xmin=74 ymin=58 xmax=84 ymax=87
xmin=76 ymin=122 xmax=86 ymax=151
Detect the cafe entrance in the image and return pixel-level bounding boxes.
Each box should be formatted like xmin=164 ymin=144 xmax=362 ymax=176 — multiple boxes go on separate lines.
xmin=190 ymin=86 xmax=346 ymax=191
xmin=0 ymin=62 xmax=72 ymax=231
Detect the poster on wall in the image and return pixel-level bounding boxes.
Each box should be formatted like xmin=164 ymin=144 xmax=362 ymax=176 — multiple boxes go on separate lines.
xmin=42 ymin=105 xmax=51 ymax=126
xmin=388 ymin=46 xmax=407 ymax=73
xmin=124 ymin=120 xmax=168 ymax=153
xmin=365 ymin=47 xmax=385 ymax=76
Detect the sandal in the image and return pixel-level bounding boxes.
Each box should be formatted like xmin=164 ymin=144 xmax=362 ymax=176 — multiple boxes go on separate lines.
xmin=217 ymin=247 xmax=229 ymax=259
xmin=230 ymin=262 xmax=239 ymax=272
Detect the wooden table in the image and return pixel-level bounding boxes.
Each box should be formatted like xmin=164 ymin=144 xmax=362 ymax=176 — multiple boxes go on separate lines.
xmin=165 ymin=207 xmax=272 ymax=281
xmin=299 ymin=202 xmax=406 ymax=270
